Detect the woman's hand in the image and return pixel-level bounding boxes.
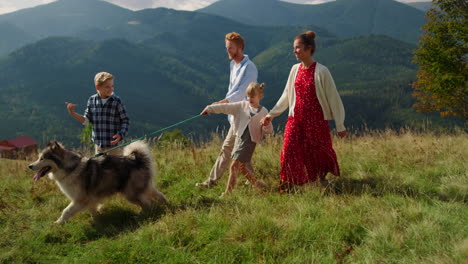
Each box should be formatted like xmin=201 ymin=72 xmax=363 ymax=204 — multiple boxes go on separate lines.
xmin=261 ymin=116 xmax=272 ymax=126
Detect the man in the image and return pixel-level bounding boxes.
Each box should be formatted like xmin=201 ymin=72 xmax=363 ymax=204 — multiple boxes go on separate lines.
xmin=196 ymin=32 xmax=258 ymax=188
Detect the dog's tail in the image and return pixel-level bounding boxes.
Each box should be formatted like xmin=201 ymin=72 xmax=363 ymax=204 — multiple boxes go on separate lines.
xmin=123 ymin=141 xmax=154 ymax=169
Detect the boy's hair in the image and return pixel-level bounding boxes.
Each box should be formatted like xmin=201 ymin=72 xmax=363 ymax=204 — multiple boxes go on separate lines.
xmin=94 ymin=72 xmax=114 ymax=86
xmin=246 ymin=82 xmax=265 ymax=97
xmin=225 ymin=32 xmax=245 ymax=50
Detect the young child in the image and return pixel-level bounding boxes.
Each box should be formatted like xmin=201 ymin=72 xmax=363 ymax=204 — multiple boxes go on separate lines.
xmin=65 ymin=72 xmax=129 ymax=155
xmin=201 ymin=82 xmax=273 ymax=196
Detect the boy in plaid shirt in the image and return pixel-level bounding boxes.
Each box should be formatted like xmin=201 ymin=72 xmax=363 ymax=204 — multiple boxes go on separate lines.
xmin=65 ymin=72 xmax=129 ymax=155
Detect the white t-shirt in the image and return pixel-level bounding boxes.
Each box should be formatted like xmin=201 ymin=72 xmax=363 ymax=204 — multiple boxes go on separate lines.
xmin=230 ymin=62 xmax=241 ymax=87
xmin=83 ymin=96 xmax=111 ymax=125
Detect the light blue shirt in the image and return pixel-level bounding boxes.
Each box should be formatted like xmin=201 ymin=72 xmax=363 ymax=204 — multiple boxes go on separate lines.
xmin=225 ymin=55 xmax=258 ymax=103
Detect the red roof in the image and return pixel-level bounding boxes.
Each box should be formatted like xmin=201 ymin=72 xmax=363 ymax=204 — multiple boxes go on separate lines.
xmin=0 ymin=136 xmax=38 ymax=149
xmin=0 ymin=145 xmax=15 ymax=150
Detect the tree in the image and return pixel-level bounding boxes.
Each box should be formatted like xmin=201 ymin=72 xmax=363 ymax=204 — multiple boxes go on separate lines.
xmin=412 ymin=0 xmax=467 ymax=119
xmin=80 ymin=123 xmax=93 ymax=147
xmin=158 ymin=129 xmax=192 ymax=147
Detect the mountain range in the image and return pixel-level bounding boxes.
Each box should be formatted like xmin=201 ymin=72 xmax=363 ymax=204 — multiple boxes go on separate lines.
xmin=199 ymin=0 xmax=426 ymax=43
xmin=0 ymin=0 xmax=426 ymax=57
xmin=0 ymin=0 xmax=460 ymax=146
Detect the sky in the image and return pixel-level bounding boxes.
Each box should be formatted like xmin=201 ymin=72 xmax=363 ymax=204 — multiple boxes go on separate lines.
xmin=0 ymin=0 xmax=431 ymax=15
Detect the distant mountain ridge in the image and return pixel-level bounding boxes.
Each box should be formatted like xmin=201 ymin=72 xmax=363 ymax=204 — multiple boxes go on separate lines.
xmin=199 ymin=0 xmax=425 ymax=43
xmin=0 ymin=0 xmax=426 ymax=56
xmin=0 ymin=0 xmax=329 ymax=56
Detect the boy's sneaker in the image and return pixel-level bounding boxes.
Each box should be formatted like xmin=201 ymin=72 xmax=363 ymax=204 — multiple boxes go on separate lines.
xmin=195 ymin=179 xmax=216 ymax=188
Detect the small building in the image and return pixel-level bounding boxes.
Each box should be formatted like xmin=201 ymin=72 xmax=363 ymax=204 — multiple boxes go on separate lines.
xmin=0 ymin=136 xmax=38 ymax=160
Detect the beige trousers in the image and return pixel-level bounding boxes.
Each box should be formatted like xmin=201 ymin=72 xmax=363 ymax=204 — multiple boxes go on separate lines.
xmin=95 ymin=145 xmax=123 ymax=156
xmin=208 ymin=126 xmax=236 ymax=182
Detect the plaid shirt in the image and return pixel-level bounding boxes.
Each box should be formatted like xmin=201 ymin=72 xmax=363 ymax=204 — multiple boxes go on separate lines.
xmin=84 ymin=93 xmax=129 ymax=148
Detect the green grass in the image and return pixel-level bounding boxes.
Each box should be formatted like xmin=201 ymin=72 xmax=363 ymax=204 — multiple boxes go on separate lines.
xmin=0 ymin=130 xmax=467 ymax=263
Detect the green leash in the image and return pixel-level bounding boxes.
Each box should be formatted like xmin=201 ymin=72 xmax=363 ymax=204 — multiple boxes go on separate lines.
xmin=93 ymin=114 xmax=202 ymax=157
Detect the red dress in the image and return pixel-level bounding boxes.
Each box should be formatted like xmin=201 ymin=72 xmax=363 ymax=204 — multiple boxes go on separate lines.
xmin=280 ymin=62 xmax=340 ymax=184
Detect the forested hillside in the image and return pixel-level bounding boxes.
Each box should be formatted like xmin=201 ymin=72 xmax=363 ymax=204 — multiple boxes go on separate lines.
xmin=0 ymin=0 xmax=461 ymax=146
xmin=1 ymin=33 xmax=458 ymax=146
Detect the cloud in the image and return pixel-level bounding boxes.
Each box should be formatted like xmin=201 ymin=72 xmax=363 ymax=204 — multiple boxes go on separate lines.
xmin=0 ymin=0 xmax=55 ymax=13
xmin=0 ymin=7 xmax=15 ymax=14
xmin=100 ymin=0 xmax=217 ymax=11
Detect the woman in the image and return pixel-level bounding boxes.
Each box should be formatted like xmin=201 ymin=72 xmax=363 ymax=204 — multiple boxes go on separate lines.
xmin=261 ymin=30 xmax=346 ymax=192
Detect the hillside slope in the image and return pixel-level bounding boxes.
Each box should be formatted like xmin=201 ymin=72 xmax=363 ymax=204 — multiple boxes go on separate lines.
xmin=0 ymin=37 xmax=216 ymax=144
xmin=0 ymin=22 xmax=35 ymax=56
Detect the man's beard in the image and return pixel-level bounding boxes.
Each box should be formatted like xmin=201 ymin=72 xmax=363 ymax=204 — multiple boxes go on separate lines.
xmin=230 ymin=52 xmax=241 ymax=61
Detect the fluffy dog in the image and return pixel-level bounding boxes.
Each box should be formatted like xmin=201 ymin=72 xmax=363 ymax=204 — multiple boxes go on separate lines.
xmin=29 ymin=141 xmax=168 ymax=224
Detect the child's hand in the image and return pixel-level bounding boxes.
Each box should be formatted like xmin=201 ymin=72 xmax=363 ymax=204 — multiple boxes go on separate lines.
xmin=111 ymin=134 xmax=122 ymax=145
xmin=338 ymin=131 xmax=347 ymax=138
xmin=200 ymin=107 xmax=210 ymax=116
xmin=65 ymin=102 xmax=76 ymax=114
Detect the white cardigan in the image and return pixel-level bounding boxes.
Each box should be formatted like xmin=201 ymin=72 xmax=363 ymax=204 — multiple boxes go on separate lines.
xmin=267 ymin=62 xmax=346 ymax=132
xmin=205 ymin=101 xmax=273 ymax=143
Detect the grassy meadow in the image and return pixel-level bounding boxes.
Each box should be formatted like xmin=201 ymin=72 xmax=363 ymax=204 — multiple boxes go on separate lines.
xmin=0 ymin=130 xmax=467 ymax=263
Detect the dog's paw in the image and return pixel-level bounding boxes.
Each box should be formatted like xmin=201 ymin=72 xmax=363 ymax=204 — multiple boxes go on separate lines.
xmin=54 ymin=218 xmax=65 ymax=224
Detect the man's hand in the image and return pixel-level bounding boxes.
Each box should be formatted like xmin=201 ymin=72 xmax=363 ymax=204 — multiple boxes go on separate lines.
xmin=111 ymin=134 xmax=122 ymax=145
xmin=212 ymin=99 xmax=229 ymax=105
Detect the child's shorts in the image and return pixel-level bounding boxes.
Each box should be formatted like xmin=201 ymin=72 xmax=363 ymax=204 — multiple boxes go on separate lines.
xmin=231 ymin=128 xmax=257 ymax=163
